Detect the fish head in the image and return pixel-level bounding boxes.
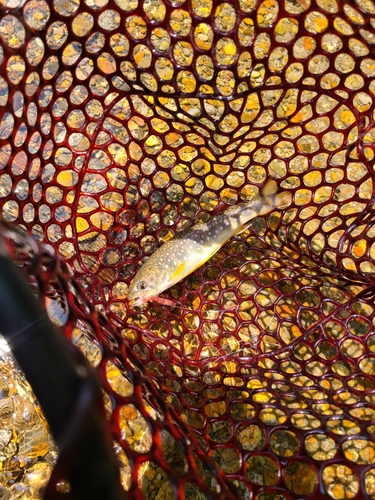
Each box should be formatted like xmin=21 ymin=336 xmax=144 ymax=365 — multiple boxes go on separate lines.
xmin=127 ymin=263 xmax=167 ymax=307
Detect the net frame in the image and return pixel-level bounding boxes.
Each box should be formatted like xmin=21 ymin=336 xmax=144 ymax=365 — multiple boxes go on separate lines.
xmin=0 ymin=0 xmax=375 ymax=499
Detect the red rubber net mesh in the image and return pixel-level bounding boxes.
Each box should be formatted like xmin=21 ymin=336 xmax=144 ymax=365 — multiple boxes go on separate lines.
xmin=1 ymin=0 xmax=375 ymax=498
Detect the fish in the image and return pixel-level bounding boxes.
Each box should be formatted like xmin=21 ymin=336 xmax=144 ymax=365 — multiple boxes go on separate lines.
xmin=127 ymin=180 xmax=290 ymax=308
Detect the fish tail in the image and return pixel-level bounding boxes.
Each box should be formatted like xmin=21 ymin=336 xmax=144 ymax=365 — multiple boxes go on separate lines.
xmin=257 ymin=180 xmax=291 ymax=213
xmin=261 ymin=179 xmax=278 ymax=197
xmin=274 ymin=190 xmax=292 ymax=209
xmin=232 ymin=179 xmax=291 ymax=229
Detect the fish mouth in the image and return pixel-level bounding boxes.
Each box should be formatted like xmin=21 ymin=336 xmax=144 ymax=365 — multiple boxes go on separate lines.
xmin=131 ymin=297 xmax=144 ymax=308
xmin=127 ymin=288 xmax=140 ymax=304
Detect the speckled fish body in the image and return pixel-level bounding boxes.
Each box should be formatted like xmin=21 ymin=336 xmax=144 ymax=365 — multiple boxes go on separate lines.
xmin=127 ymin=181 xmax=289 ymax=307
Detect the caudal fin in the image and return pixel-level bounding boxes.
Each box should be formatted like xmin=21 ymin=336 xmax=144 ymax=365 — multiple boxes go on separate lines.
xmin=296 ymin=0 xmax=308 ymax=9
xmin=275 ymin=190 xmax=292 ymax=208
xmin=261 ymin=179 xmax=278 ymax=197
xmin=260 ymin=180 xmax=291 ymax=210
xmin=234 ymin=179 xmax=291 ymax=231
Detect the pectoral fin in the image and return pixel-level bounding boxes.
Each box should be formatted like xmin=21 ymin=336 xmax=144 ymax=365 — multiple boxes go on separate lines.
xmin=168 ymin=244 xmax=221 ymax=287
xmin=170 ymin=261 xmax=187 ymax=283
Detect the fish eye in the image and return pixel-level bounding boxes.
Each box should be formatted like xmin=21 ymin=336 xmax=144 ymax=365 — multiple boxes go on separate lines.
xmin=137 ymin=281 xmax=147 ymax=291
